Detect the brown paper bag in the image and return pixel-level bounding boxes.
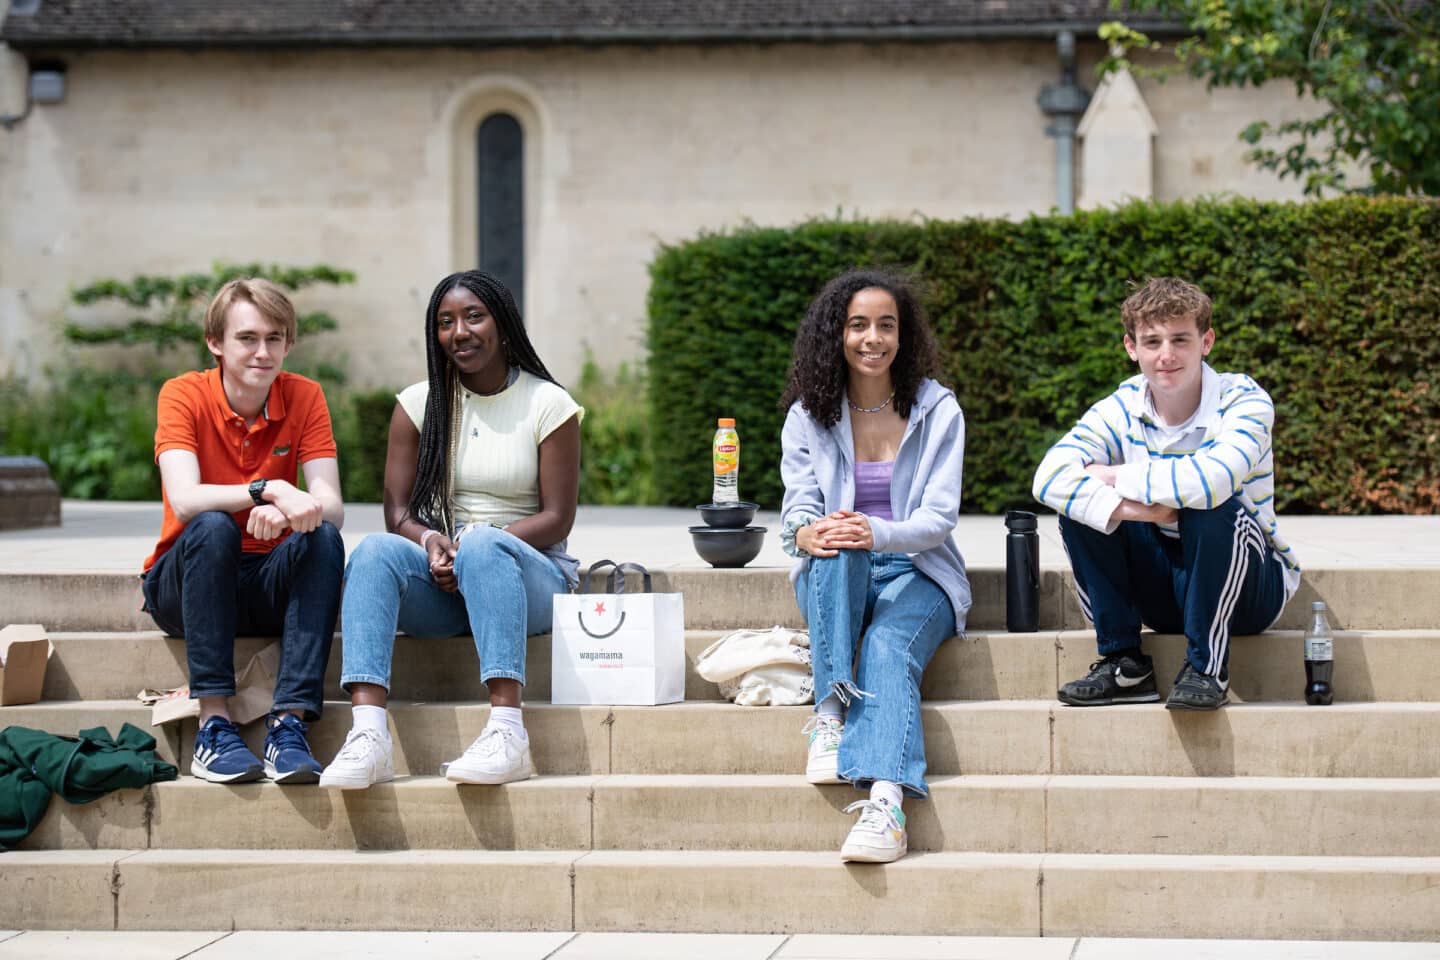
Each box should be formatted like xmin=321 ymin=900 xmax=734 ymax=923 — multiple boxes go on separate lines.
xmin=0 ymin=623 xmax=53 ymax=706
xmin=149 ymin=641 xmax=282 ymax=726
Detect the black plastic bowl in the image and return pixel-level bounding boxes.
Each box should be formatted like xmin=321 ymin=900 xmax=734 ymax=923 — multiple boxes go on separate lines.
xmin=689 ymin=525 xmax=767 ymax=568
xmin=695 ymin=501 xmax=759 ymax=529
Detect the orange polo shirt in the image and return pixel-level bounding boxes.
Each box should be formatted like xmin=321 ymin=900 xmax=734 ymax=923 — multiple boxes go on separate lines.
xmin=142 ymin=368 xmax=337 ymax=572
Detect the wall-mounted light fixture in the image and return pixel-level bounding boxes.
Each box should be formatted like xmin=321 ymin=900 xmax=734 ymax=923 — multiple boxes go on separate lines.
xmin=1 ymin=61 xmax=67 ymax=131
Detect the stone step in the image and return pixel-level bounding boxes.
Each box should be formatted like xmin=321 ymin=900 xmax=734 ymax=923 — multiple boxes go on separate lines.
xmin=8 ymin=699 xmax=1439 ymax=779
xmin=19 ymin=773 xmax=1440 ymax=858
xmin=2 ymin=848 xmax=1437 ymax=939
xmin=4 ymin=565 xmax=1436 ymax=633
xmin=40 ymin=627 xmax=1440 ymax=704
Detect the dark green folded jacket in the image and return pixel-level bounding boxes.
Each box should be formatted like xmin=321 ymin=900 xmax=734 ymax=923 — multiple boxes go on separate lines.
xmin=0 ymin=723 xmax=178 ymax=851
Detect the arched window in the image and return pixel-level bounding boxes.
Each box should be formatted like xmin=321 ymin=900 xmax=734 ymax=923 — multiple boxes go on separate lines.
xmin=476 ymin=112 xmax=525 ymax=314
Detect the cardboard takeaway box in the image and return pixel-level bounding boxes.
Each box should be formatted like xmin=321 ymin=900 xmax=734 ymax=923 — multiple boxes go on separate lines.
xmin=0 ymin=623 xmax=52 ymax=706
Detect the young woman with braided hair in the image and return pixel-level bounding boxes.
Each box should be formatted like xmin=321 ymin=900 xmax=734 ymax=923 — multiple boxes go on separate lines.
xmin=321 ymin=271 xmax=582 ymax=789
xmin=779 ymin=268 xmax=970 ymax=862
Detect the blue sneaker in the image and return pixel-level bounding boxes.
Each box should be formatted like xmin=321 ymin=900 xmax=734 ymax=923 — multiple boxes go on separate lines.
xmin=193 ymin=716 xmax=264 ymax=784
xmin=264 ymin=712 xmax=323 ymax=785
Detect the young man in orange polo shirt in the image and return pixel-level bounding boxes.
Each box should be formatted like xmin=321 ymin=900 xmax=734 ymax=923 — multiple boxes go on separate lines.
xmin=141 ymin=279 xmax=345 ymax=784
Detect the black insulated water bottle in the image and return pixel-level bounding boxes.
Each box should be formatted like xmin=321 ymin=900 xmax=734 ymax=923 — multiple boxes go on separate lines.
xmin=1005 ymin=510 xmax=1040 ymax=633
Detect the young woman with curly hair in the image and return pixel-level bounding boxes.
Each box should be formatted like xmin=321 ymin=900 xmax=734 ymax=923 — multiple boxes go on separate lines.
xmin=320 ymin=270 xmax=583 ymax=790
xmin=779 ymin=267 xmax=970 ymax=863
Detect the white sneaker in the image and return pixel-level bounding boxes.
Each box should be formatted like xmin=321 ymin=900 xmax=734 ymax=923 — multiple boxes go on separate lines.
xmin=319 ymin=727 xmax=394 ymax=790
xmin=840 ymin=798 xmax=908 ymax=863
xmin=445 ymin=727 xmax=534 ymax=785
xmin=801 ymin=715 xmax=844 ymax=784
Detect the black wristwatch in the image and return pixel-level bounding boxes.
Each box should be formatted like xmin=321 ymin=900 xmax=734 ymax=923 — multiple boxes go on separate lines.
xmin=248 ymin=478 xmax=268 ymax=506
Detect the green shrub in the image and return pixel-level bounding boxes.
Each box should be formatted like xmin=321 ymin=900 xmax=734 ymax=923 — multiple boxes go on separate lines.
xmin=335 ymin=388 xmax=399 ymax=504
xmin=575 ymin=356 xmax=655 ymax=505
xmin=0 ymin=370 xmax=162 ymax=500
xmin=647 ymin=197 xmax=1440 ymax=514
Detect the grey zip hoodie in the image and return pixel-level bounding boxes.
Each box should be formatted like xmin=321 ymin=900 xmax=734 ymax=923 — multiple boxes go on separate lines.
xmin=779 ymin=377 xmax=971 ymax=633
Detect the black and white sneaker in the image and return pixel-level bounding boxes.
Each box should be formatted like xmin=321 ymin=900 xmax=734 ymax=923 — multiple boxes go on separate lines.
xmin=1058 ymin=652 xmax=1159 ymax=706
xmin=1165 ymin=662 xmax=1229 ymax=711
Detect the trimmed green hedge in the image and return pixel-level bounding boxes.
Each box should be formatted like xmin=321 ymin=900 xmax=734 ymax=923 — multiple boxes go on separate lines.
xmin=647 ymin=197 xmax=1440 ymax=514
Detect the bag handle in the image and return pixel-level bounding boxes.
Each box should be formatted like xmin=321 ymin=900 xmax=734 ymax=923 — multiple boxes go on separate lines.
xmin=609 ymin=562 xmax=653 ymax=595
xmin=581 ymin=559 xmax=618 ymax=594
xmin=580 ymin=560 xmax=652 ymax=594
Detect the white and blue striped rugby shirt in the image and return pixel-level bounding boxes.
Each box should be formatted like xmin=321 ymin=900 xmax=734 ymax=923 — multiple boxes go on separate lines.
xmin=1032 ymin=363 xmax=1301 ymax=599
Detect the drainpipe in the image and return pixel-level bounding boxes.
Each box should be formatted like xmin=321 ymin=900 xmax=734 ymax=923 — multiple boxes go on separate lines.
xmin=1036 ymin=30 xmax=1091 ymax=214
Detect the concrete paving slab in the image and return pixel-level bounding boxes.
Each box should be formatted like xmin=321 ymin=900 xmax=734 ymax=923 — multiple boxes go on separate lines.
xmin=188 ymin=930 xmax=574 ymax=959
xmin=1072 ymin=939 xmax=1440 ymax=959
xmin=1041 ymin=854 xmax=1440 ymax=940
xmin=551 ymin=932 xmax=786 ymax=959
xmin=0 ymin=849 xmax=130 ymax=930
xmin=776 ymin=935 xmax=1077 ymax=959
xmin=114 ymin=849 xmax=578 ymax=931
xmin=0 ymin=930 xmax=227 ymax=959
xmin=572 ymin=850 xmax=1044 ymax=935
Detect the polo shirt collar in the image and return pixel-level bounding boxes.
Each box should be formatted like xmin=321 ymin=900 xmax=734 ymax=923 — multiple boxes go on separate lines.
xmin=205 ymin=366 xmax=287 ymax=423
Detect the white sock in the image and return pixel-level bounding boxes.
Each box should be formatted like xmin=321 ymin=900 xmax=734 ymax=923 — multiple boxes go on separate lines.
xmin=351 ymin=704 xmax=389 ymax=739
xmin=816 ymin=695 xmax=843 ymax=720
xmin=487 ymin=705 xmax=526 ymax=739
xmin=870 ymin=780 xmax=904 ymax=811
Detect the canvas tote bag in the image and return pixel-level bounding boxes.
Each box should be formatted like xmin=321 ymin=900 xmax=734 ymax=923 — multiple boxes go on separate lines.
xmin=551 ymin=560 xmax=685 ymax=705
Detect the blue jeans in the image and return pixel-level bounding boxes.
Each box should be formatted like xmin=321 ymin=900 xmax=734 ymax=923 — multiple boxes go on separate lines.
xmin=142 ymin=511 xmax=344 ymax=720
xmin=339 ymin=527 xmax=568 ymax=693
xmin=795 ymin=550 xmax=956 ymax=799
xmin=1058 ymin=502 xmax=1287 ymax=677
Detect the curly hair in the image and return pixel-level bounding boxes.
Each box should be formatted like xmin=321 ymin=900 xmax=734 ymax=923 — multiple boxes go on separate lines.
xmin=1121 ymin=277 xmax=1213 ymax=339
xmin=780 ymin=268 xmax=941 ymax=428
xmin=407 ymin=270 xmax=557 ymax=534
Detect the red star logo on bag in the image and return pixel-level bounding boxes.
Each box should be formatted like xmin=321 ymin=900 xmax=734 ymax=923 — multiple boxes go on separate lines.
xmin=594 ymin=601 xmax=606 ymax=615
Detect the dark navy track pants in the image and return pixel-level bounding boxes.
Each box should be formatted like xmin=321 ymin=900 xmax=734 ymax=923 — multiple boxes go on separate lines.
xmin=1058 ymin=502 xmax=1287 ymax=677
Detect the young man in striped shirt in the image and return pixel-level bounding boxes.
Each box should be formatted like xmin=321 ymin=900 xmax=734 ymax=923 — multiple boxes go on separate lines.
xmin=1032 ymin=277 xmax=1300 ymax=710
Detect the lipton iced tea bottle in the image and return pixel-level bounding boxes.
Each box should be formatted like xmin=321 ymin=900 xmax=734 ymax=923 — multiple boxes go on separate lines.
xmin=713 ymin=418 xmax=739 ymax=504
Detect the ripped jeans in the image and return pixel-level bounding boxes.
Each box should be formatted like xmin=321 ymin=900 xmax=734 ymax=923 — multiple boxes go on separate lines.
xmin=795 ymin=550 xmax=955 ymax=798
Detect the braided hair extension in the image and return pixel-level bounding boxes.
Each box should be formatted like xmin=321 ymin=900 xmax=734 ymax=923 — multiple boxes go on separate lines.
xmin=406 ymin=270 xmax=559 ymax=533
xmin=779 ymin=268 xmax=942 ymax=428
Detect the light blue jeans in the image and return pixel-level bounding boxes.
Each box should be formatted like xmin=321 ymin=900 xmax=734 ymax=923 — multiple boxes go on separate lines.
xmin=340 ymin=527 xmax=568 ymax=692
xmin=796 ymin=550 xmax=956 ymax=799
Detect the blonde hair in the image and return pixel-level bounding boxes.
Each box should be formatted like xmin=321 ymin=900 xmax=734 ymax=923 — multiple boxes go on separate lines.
xmin=204 ymin=278 xmax=297 ymax=345
xmin=1121 ymin=277 xmax=1213 ymax=339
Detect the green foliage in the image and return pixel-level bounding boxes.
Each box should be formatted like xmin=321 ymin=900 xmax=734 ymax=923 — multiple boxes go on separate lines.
xmin=1101 ymin=1 xmax=1440 ymax=196
xmin=575 ymin=356 xmax=655 ymax=505
xmin=333 ymin=388 xmax=400 ymax=504
xmin=0 ymin=371 xmax=164 ymax=500
xmin=65 ymin=262 xmax=356 ymax=377
xmin=647 ymin=197 xmax=1440 ymax=515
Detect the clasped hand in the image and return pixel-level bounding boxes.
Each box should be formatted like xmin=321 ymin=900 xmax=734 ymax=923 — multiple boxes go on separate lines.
xmin=797 ymin=510 xmax=873 ymax=558
xmin=245 ymin=479 xmax=325 ymax=540
xmin=425 ymin=533 xmax=459 ymax=592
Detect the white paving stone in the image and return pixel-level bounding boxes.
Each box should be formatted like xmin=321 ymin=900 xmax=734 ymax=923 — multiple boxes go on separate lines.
xmin=0 ymin=931 xmax=227 ymax=959
xmin=777 ymin=934 xmax=1078 ymax=958
xmin=1072 ymin=939 xmax=1440 ymax=960
xmin=554 ymin=932 xmax=787 ymax=959
xmin=188 ymin=930 xmax=574 ymax=959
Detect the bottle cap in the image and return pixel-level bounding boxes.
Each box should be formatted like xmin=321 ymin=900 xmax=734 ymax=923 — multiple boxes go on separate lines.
xmin=717 ymin=418 xmax=735 ymax=427
xmin=1312 ymin=600 xmax=1327 ymax=611
xmin=1004 ymin=510 xmax=1037 ymax=532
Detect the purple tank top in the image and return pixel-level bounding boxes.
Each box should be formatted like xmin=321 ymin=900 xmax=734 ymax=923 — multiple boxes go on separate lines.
xmin=853 ymin=460 xmax=894 ymax=521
